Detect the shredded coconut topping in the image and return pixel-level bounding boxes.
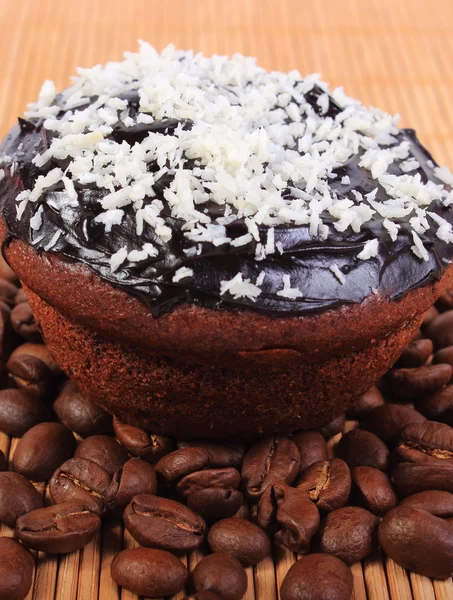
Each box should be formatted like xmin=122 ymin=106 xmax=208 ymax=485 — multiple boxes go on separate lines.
xmin=10 ymin=42 xmax=453 ymax=298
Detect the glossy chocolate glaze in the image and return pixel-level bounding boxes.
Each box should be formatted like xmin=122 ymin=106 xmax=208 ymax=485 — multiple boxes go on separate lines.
xmin=1 ymin=89 xmax=453 ymax=317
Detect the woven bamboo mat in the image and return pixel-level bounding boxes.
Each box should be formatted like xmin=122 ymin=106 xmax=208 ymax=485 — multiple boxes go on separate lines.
xmin=0 ymin=0 xmax=453 ymax=598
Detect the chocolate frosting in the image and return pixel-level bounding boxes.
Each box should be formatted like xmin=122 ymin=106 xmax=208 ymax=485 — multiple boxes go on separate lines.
xmin=1 ymin=89 xmax=453 ymax=317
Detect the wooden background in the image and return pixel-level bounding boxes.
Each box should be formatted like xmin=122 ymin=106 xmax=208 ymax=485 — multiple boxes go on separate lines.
xmin=0 ymin=1 xmax=453 ymax=599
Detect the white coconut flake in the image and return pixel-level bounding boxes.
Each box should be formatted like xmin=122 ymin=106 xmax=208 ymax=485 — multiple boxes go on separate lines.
xmin=411 ymin=231 xmax=429 ymax=261
xmin=329 ymin=264 xmax=346 ymax=284
xmin=256 ymin=271 xmax=265 ymax=286
xmin=44 ymin=230 xmax=62 ymax=251
xmin=341 ymin=175 xmax=350 ymax=185
xmin=357 ymin=238 xmax=379 ymax=260
xmin=276 ymin=274 xmax=303 ymax=299
xmin=172 ymin=266 xmax=194 ymax=282
xmin=220 ymin=272 xmax=262 ymax=301
xmin=110 ymin=247 xmax=128 ymax=272
xmin=94 ymin=209 xmax=124 ymax=232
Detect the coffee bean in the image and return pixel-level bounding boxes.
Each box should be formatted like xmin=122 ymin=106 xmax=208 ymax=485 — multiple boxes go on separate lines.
xmin=49 ymin=457 xmax=119 ymax=514
xmin=14 ymin=288 xmax=27 ymax=305
xmin=0 ymin=388 xmax=48 ymax=436
xmin=362 ymin=404 xmax=426 ymax=445
xmin=396 ymin=338 xmax=433 ymax=368
xmin=392 ymin=461 xmax=453 ymax=496
xmin=54 ymin=381 xmax=112 ymax=437
xmin=112 ymin=458 xmax=157 ymax=515
xmin=183 ymin=594 xmax=222 ymax=600
xmin=16 ymin=502 xmax=101 ymax=553
xmin=416 ymin=385 xmax=453 ymax=426
xmin=280 ymin=554 xmax=353 ymax=600
xmin=177 ymin=468 xmax=241 ymax=497
xmin=347 ymin=386 xmax=385 ymax=418
xmin=156 ymin=447 xmax=211 ymax=483
xmin=394 ymin=421 xmax=453 ymax=464
xmin=400 ymin=491 xmax=453 ymax=516
xmin=113 ymin=418 xmax=172 ymax=463
xmin=0 ymin=279 xmax=18 ymax=306
xmin=0 ymin=301 xmax=15 ymax=361
xmin=0 ymin=254 xmax=18 ymax=282
xmin=379 ymin=506 xmax=453 ymax=579
xmin=75 ymin=435 xmax=129 ymax=475
xmin=337 ymin=429 xmax=389 ymax=471
xmin=296 ymin=459 xmax=351 ymax=512
xmin=207 ymin=518 xmax=271 ymax=566
xmin=426 ymin=310 xmax=453 ymax=349
xmin=351 ymin=466 xmax=397 ymax=516
xmin=111 ymin=547 xmax=187 ymax=597
xmin=192 ymin=553 xmax=248 ymax=600
xmin=10 ymin=343 xmax=60 ymax=375
xmin=13 ymin=422 xmax=77 ymax=481
xmin=318 ymin=506 xmax=379 ymax=564
xmin=0 ymin=449 xmax=5 ymax=471
xmin=187 ymin=488 xmax=243 ymax=523
xmin=389 ymin=364 xmax=452 ymax=400
xmin=10 ymin=302 xmax=41 ymax=342
xmin=318 ymin=414 xmax=346 ymax=439
xmin=241 ymin=438 xmax=300 ymax=501
xmin=0 ymin=471 xmax=43 ymax=527
xmin=6 ymin=354 xmax=53 ymax=399
xmin=291 ymin=431 xmax=328 ymax=473
xmin=257 ymin=482 xmax=320 ymax=553
xmin=0 ymin=537 xmax=34 ymax=600
xmin=123 ymin=494 xmax=206 ymax=554
xmin=177 ymin=440 xmax=245 ymax=468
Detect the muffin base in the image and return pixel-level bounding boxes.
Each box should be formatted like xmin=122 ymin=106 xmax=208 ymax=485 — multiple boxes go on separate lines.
xmin=28 ymin=286 xmax=421 ymax=439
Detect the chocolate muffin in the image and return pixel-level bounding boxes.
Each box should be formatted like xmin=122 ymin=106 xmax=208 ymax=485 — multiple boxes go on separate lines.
xmin=1 ymin=44 xmax=453 ymax=439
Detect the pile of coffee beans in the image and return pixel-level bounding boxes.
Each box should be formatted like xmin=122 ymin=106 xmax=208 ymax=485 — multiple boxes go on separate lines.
xmin=0 ymin=269 xmax=452 ymax=600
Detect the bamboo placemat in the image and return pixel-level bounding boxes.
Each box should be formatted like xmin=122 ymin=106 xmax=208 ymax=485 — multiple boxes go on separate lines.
xmin=0 ymin=0 xmax=453 ymax=598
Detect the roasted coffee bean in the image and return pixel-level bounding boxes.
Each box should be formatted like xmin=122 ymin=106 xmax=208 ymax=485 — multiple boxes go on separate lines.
xmin=0 ymin=279 xmax=18 ymax=306
xmin=426 ymin=310 xmax=453 ymax=349
xmin=280 ymin=553 xmax=353 ymax=600
xmin=6 ymin=354 xmax=53 ymax=399
xmin=392 ymin=461 xmax=453 ymax=496
xmin=156 ymin=447 xmax=210 ymax=483
xmin=16 ymin=503 xmax=101 ymax=553
xmin=317 ymin=506 xmax=379 ymax=565
xmin=112 ymin=458 xmax=157 ymax=515
xmin=54 ymin=381 xmax=112 ymax=437
xmin=75 ymin=435 xmax=129 ymax=475
xmin=124 ymin=494 xmax=206 ymax=553
xmin=436 ymin=289 xmax=453 ymax=312
xmin=318 ymin=414 xmax=346 ymax=439
xmin=416 ymin=385 xmax=453 ymax=426
xmin=111 ymin=547 xmax=188 ymax=597
xmin=187 ymin=488 xmax=243 ymax=523
xmin=0 ymin=301 xmax=16 ymax=361
xmin=10 ymin=302 xmax=41 ymax=342
xmin=113 ymin=418 xmax=172 ymax=463
xmin=337 ymin=429 xmax=389 ymax=471
xmin=433 ymin=345 xmax=453 ymax=367
xmin=0 ymin=254 xmax=18 ymax=282
xmin=379 ymin=506 xmax=453 ymax=579
xmin=183 ymin=594 xmax=222 ymax=600
xmin=362 ymin=403 xmax=426 ymax=445
xmin=394 ymin=421 xmax=453 ymax=464
xmin=13 ymin=422 xmax=77 ymax=481
xmin=423 ymin=305 xmax=440 ymax=327
xmin=0 ymin=471 xmax=43 ymax=527
xmin=400 ymin=490 xmax=453 ymax=516
xmin=0 ymin=537 xmax=34 ymax=600
xmin=296 ymin=459 xmax=351 ymax=512
xmin=14 ymin=288 xmax=27 ymax=305
xmin=0 ymin=388 xmax=48 ymax=436
xmin=351 ymin=466 xmax=398 ymax=516
xmin=49 ymin=457 xmax=119 ymax=514
xmin=389 ymin=364 xmax=452 ymax=400
xmin=0 ymin=449 xmax=5 ymax=471
xmin=396 ymin=338 xmax=433 ymax=368
xmin=10 ymin=343 xmax=60 ymax=375
xmin=291 ymin=431 xmax=328 ymax=473
xmin=192 ymin=553 xmax=248 ymax=600
xmin=257 ymin=482 xmax=320 ymax=553
xmin=177 ymin=440 xmax=244 ymax=468
xmin=177 ymin=468 xmax=241 ymax=497
xmin=347 ymin=386 xmax=385 ymax=418
xmin=241 ymin=438 xmax=300 ymax=501
xmin=207 ymin=518 xmax=271 ymax=566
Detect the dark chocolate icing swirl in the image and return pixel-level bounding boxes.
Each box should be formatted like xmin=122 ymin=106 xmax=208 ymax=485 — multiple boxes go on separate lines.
xmin=1 ymin=89 xmax=453 ymax=317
